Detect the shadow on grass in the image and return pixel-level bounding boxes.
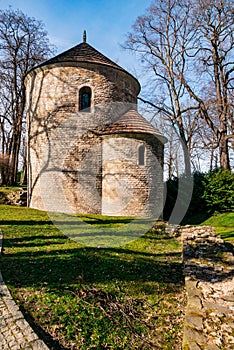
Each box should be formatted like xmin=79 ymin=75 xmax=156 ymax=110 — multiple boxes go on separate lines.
xmin=1 ymin=243 xmax=183 ymax=288
xmin=220 ymin=232 xmax=234 ymax=240
xmin=19 ymin=307 xmax=71 ymax=350
xmin=0 ymin=219 xmax=135 ymax=226
xmin=79 ymin=218 xmax=135 ymax=225
xmin=4 ymin=235 xmax=67 ymax=248
xmin=0 ymin=218 xmax=183 ymax=350
xmin=3 ymin=235 xmax=181 ymax=261
xmin=2 ymin=247 xmax=183 ymax=349
xmin=0 ymin=220 xmax=54 ymax=226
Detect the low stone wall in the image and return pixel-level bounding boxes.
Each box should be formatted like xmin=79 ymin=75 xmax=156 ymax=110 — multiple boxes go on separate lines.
xmin=0 ymin=188 xmax=27 ymax=206
xmin=182 ymin=226 xmax=234 ymax=349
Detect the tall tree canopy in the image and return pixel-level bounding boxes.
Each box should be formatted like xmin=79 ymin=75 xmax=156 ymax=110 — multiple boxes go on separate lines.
xmin=125 ymin=0 xmax=234 ymax=173
xmin=0 ymin=8 xmax=55 ymax=185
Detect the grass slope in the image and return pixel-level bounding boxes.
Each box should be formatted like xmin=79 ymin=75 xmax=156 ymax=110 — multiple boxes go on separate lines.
xmin=201 ymin=212 xmax=234 ymax=242
xmin=0 ymin=205 xmax=185 ymax=350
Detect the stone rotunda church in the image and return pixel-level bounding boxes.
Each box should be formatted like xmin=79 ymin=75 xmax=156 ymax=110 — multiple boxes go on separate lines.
xmin=25 ymin=33 xmax=166 ymax=217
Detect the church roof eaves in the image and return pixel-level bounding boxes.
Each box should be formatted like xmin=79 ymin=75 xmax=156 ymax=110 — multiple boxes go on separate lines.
xmin=101 ymin=109 xmax=167 ymax=143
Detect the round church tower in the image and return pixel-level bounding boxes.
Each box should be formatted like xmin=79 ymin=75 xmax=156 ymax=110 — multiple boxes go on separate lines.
xmin=25 ymin=33 xmax=166 ymax=217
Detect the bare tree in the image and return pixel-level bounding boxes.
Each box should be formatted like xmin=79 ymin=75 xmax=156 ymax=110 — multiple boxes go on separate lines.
xmin=125 ymin=0 xmax=199 ymax=175
xmin=0 ymin=8 xmax=55 ymax=185
xmin=146 ymin=106 xmax=200 ymax=179
xmin=186 ymin=0 xmax=234 ymax=169
xmin=125 ymin=0 xmax=234 ymax=171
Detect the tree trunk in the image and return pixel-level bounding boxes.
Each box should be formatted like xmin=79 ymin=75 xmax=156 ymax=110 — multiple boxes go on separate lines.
xmin=219 ymin=134 xmax=230 ymax=170
xmin=210 ymin=146 xmax=214 ymax=172
xmin=182 ymin=141 xmax=191 ymax=177
xmin=8 ymin=125 xmax=22 ymax=185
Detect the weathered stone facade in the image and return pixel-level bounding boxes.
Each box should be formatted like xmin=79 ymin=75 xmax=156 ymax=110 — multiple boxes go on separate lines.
xmin=102 ymin=134 xmax=164 ymax=217
xmin=26 ymin=39 xmax=166 ymax=217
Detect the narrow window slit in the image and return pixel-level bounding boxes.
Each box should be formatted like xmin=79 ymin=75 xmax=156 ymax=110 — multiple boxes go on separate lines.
xmin=138 ymin=145 xmax=145 ymax=165
xmin=79 ymin=86 xmax=91 ymax=112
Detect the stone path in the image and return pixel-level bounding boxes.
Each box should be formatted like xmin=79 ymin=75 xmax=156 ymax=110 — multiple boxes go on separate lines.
xmin=0 ymin=229 xmax=49 ymax=350
xmin=0 ymin=273 xmax=49 ymax=350
xmin=182 ymin=226 xmax=234 ymax=350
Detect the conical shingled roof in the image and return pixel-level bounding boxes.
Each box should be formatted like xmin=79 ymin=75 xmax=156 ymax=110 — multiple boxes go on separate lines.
xmin=35 ymin=41 xmax=140 ymax=92
xmin=101 ymin=109 xmax=167 ymax=143
xmin=38 ymin=42 xmax=124 ymax=70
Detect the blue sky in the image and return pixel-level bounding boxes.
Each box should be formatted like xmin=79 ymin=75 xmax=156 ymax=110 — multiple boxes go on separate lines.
xmin=0 ymin=0 xmax=151 ymax=82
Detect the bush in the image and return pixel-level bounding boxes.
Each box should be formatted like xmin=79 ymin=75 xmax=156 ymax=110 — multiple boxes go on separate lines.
xmin=163 ymin=169 xmax=234 ymax=224
xmin=184 ymin=171 xmax=207 ymax=221
xmin=202 ymin=169 xmax=234 ymax=213
xmin=163 ymin=172 xmax=207 ymax=224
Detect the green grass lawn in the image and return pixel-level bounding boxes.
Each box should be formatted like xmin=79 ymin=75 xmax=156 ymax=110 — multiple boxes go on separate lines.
xmin=201 ymin=211 xmax=234 ymax=242
xmin=0 ymin=205 xmax=185 ymax=350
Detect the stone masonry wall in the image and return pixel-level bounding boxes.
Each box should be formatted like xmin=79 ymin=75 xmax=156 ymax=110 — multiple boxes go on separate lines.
xmin=26 ymin=60 xmax=164 ymax=216
xmin=182 ymin=226 xmax=234 ymax=350
xmin=26 ymin=62 xmax=139 ymax=213
xmin=102 ymin=134 xmax=164 ymax=217
xmin=62 ymin=131 xmax=103 ymax=214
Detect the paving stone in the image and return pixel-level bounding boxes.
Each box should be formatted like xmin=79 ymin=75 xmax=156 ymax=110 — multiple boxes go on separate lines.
xmin=16 ymin=318 xmax=31 ymax=331
xmin=6 ymin=336 xmax=16 ymax=344
xmin=26 ymin=332 xmax=39 ymax=342
xmin=31 ymin=339 xmax=49 ymax=350
xmin=11 ymin=325 xmax=21 ymax=334
xmin=19 ymin=341 xmax=31 ymax=349
xmin=11 ymin=346 xmax=21 ymax=350
xmin=0 ymin=338 xmax=9 ymax=350
xmin=8 ymin=340 xmax=18 ymax=348
xmin=0 ymin=271 xmax=49 ymax=350
xmin=2 ymin=329 xmax=13 ymax=338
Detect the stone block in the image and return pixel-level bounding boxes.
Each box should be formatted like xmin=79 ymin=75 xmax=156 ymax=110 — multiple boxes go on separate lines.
xmin=185 ymin=315 xmax=203 ymax=331
xmin=206 ymin=344 xmax=220 ymax=350
xmin=31 ymin=339 xmax=49 ymax=350
xmin=183 ymin=328 xmax=206 ymax=347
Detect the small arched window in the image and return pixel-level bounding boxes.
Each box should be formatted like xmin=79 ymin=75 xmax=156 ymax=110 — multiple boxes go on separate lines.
xmin=79 ymin=86 xmax=91 ymax=112
xmin=138 ymin=145 xmax=145 ymax=166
